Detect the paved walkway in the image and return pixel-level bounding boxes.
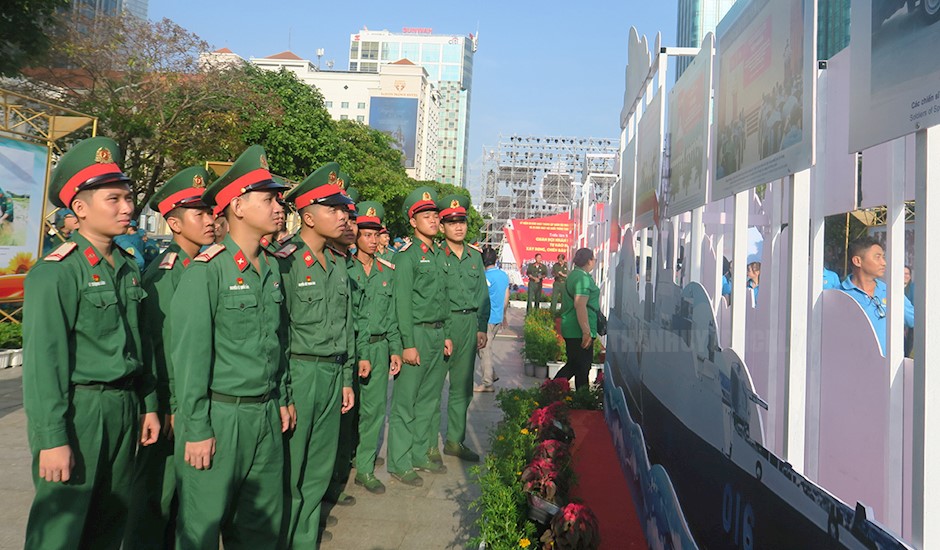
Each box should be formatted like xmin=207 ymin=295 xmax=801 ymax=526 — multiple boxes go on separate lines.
xmin=0 ymin=306 xmax=532 ymax=549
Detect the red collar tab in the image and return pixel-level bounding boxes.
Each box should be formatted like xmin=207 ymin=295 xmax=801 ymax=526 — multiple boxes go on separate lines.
xmin=84 ymin=247 xmax=101 ymax=266
xmin=303 ymin=250 xmax=315 ymax=268
xmin=376 ymin=260 xmax=383 ymax=272
xmin=260 ymin=237 xmax=270 ymax=247
xmin=182 ymin=257 xmax=191 ymax=267
xmin=233 ymin=250 xmax=249 ymax=272
xmin=420 ymin=242 xmax=429 ymax=253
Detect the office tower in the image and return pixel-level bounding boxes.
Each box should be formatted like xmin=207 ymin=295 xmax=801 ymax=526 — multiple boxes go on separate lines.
xmin=675 ymin=0 xmax=738 ymax=78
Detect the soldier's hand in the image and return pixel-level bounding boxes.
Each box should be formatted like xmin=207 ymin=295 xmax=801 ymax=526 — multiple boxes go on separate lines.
xmin=403 ymin=347 xmax=420 ymax=365
xmin=477 ymin=331 xmax=488 ymax=350
xmin=287 ymin=404 xmax=297 ymax=431
xmin=38 ymin=445 xmax=74 ymax=483
xmin=140 ymin=412 xmax=161 ymax=446
xmin=341 ymin=387 xmax=355 ymax=414
xmin=358 ymin=359 xmax=372 ymax=379
xmin=185 ymin=438 xmax=216 ymax=470
xmin=389 ymin=354 xmax=402 ymax=376
xmin=279 ymin=406 xmax=292 ymax=433
xmin=444 ymin=339 xmax=454 ymax=357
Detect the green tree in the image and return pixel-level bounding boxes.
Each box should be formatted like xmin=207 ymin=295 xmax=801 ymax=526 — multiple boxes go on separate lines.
xmin=0 ymin=0 xmax=68 ymax=76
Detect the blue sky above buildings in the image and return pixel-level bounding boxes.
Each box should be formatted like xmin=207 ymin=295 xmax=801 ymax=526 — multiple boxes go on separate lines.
xmin=150 ymin=0 xmax=679 ymax=190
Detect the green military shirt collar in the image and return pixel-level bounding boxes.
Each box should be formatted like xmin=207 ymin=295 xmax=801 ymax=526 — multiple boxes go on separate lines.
xmin=289 ymin=234 xmax=344 ymax=273
xmin=220 ymin=234 xmax=274 ymax=277
xmin=70 ymin=231 xmax=136 ymax=278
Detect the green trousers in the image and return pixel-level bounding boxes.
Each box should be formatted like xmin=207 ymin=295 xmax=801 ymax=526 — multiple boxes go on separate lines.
xmin=175 ymin=399 xmax=283 ymax=550
xmin=283 ymin=358 xmax=342 ymax=549
xmin=25 ymin=387 xmax=138 ymax=550
xmin=527 ymin=281 xmax=543 ymax=313
xmin=328 ymin=371 xmax=358 ymax=502
xmin=550 ymin=280 xmax=565 ymax=313
xmin=125 ymin=420 xmax=177 ymax=549
xmin=388 ymin=323 xmax=445 ymax=473
xmin=429 ymin=313 xmax=476 ymax=448
xmin=355 ymin=339 xmax=391 ymax=473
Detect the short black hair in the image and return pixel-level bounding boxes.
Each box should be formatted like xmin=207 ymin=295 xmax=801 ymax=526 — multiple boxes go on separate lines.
xmin=534 ymin=253 xmax=542 ymax=258
xmin=482 ymin=248 xmax=497 ymax=267
xmin=848 ymin=236 xmax=883 ymax=265
xmin=557 ymin=253 xmax=566 ymax=261
xmin=573 ymin=247 xmax=594 ymax=268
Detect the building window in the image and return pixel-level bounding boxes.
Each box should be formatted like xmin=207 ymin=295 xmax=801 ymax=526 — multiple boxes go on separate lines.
xmin=441 ymin=65 xmax=460 ymax=81
xmin=340 ymin=115 xmax=348 ymax=120
xmin=349 ymin=42 xmax=359 ymax=59
xmin=401 ymin=43 xmax=420 ymax=62
xmin=341 ymin=101 xmax=349 ymax=108
xmin=361 ymin=41 xmax=379 ymax=60
xmin=357 ymin=102 xmax=366 ymax=109
xmin=325 ymin=101 xmax=333 ymax=108
xmin=357 ymin=115 xmax=365 ymax=122
xmin=381 ymin=42 xmax=400 ymax=61
xmin=421 ymin=44 xmax=441 ymax=63
xmin=442 ymin=43 xmax=461 ymax=63
xmin=350 ymin=62 xmax=358 ymax=71
xmin=361 ymin=62 xmax=378 ymax=73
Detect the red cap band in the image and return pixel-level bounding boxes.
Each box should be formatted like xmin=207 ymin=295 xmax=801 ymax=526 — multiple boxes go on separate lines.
xmin=357 ymin=215 xmax=381 ymax=226
xmin=408 ymin=200 xmax=437 ymax=218
xmin=440 ymin=206 xmax=467 ymax=219
xmin=158 ymin=188 xmax=203 ymax=216
xmin=293 ymin=184 xmax=344 ymax=207
xmin=61 ymin=162 xmax=124 ymax=206
xmin=213 ymin=168 xmax=273 ymax=213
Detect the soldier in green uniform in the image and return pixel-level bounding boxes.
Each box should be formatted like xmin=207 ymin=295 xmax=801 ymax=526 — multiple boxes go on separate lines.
xmin=169 ymin=145 xmax=292 ymax=549
xmin=124 ymin=165 xmax=215 ymax=549
xmin=431 ymin=194 xmax=490 ymax=463
xmin=42 ymin=209 xmax=79 ymax=256
xmin=350 ymin=201 xmax=403 ymax=494
xmin=22 ymin=136 xmax=161 ymax=549
xmin=388 ymin=186 xmax=452 ymax=486
xmin=526 ymin=253 xmax=548 ymax=314
xmin=550 ymin=253 xmax=569 ymax=313
xmin=260 ymin=177 xmax=289 ymax=255
xmin=376 ymin=226 xmax=393 ymax=261
xmin=278 ymin=162 xmax=356 ymax=548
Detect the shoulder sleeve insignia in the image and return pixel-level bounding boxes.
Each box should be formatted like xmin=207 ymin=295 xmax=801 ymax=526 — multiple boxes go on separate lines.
xmin=43 ymin=241 xmax=78 ymax=262
xmin=194 ymin=243 xmax=226 ymax=263
xmin=158 ymin=252 xmax=178 ymax=270
xmin=398 ymin=241 xmax=412 ymax=252
xmin=377 ymin=257 xmax=396 ymax=270
xmin=273 ymin=243 xmax=298 ymax=258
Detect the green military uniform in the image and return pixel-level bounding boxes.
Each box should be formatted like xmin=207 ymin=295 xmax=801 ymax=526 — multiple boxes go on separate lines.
xmin=432 ymin=195 xmax=490 ymax=461
xmin=350 ymin=202 xmax=402 ymax=491
xmin=22 ymin=137 xmax=156 ymax=550
xmin=526 ymin=259 xmax=548 ymax=313
xmin=279 ymin=163 xmax=355 ymax=549
xmin=125 ymin=166 xmax=210 ymax=550
xmin=170 ymin=146 xmax=290 ymax=549
xmin=550 ymin=259 xmax=569 ymax=313
xmin=388 ymin=187 xmax=451 ymax=482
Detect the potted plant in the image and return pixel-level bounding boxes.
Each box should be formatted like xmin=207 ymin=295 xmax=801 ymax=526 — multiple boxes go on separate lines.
xmin=523 ymin=312 xmax=561 ymax=378
xmin=521 ymin=457 xmax=566 ymax=525
xmin=532 ymin=439 xmax=571 ymax=469
xmin=528 ymin=401 xmax=574 ymax=443
xmin=539 ymin=501 xmax=601 ymax=549
xmin=0 ymin=322 xmax=22 ymax=368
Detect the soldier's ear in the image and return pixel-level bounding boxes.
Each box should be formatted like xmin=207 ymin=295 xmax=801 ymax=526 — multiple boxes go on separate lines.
xmin=409 ymin=217 xmax=417 ymax=229
xmin=165 ymin=215 xmax=184 ymax=235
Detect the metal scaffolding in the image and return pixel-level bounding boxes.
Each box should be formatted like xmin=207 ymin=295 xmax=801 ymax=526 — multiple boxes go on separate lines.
xmin=478 ymin=134 xmax=619 ymax=247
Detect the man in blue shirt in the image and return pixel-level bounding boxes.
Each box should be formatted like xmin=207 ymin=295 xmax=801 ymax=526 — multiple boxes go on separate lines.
xmin=475 ymin=247 xmax=509 ymax=392
xmin=840 ymin=237 xmax=914 ymax=355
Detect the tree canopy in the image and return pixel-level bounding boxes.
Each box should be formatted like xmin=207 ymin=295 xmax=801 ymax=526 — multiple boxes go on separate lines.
xmin=0 ymin=0 xmax=68 ymax=76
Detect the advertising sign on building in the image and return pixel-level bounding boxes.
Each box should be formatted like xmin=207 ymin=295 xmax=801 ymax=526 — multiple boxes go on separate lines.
xmin=369 ymin=97 xmax=419 ymax=168
xmin=634 ymin=90 xmax=664 ymax=229
xmin=848 ymin=1 xmax=940 ymax=151
xmin=666 ymin=33 xmax=714 ymax=218
xmin=712 ymin=0 xmax=816 ymax=200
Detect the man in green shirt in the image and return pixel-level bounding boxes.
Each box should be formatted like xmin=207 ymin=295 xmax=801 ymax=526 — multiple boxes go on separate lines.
xmin=22 ymin=136 xmax=161 ymax=549
xmin=125 ymin=165 xmax=215 ymax=549
xmin=349 ymin=201 xmax=402 ymax=493
xmin=550 ymin=253 xmax=569 ymax=313
xmin=279 ymin=162 xmax=356 ymax=548
xmin=526 ymin=253 xmax=548 ymax=314
xmin=389 ymin=187 xmax=453 ymax=486
xmin=170 ymin=145 xmax=292 ymax=549
xmin=376 ymin=226 xmax=393 ymax=261
xmin=431 ymin=194 xmax=489 ymax=464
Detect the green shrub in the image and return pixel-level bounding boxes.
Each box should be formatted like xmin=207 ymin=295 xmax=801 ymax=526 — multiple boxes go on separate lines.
xmin=0 ymin=322 xmax=23 ymax=349
xmin=523 ymin=311 xmax=562 ymax=365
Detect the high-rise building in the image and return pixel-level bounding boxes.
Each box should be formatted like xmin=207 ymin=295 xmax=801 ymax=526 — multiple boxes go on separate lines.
xmin=70 ymin=0 xmax=148 ymax=19
xmin=348 ymin=28 xmax=477 ymax=187
xmin=675 ymin=0 xmax=739 ymax=78
xmin=817 ymin=0 xmax=851 ymax=60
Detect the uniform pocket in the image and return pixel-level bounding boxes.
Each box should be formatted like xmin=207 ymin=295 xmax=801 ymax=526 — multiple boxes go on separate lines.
xmin=219 ymin=293 xmax=258 ymax=340
xmin=80 ymin=290 xmax=120 ymax=336
xmin=291 ymin=286 xmax=325 ymax=324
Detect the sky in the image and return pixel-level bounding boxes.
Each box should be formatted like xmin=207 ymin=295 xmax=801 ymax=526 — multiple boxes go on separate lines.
xmin=149 ymin=0 xmax=679 ymax=193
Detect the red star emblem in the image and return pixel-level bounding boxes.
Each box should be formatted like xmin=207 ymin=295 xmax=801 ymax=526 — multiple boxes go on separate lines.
xmin=237 ymin=277 xmax=244 ymax=285
xmin=305 ymin=275 xmax=312 ymax=282
xmin=183 ymin=258 xmax=191 ymax=268
xmin=92 ymin=274 xmax=100 ymax=282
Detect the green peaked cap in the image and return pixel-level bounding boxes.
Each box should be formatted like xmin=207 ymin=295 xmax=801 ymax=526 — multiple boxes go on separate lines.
xmin=437 ymin=193 xmax=470 ymax=221
xmin=204 ymin=145 xmax=287 ymax=214
xmin=149 ymin=165 xmax=209 ymax=216
xmin=402 ymin=186 xmax=439 ymax=218
xmin=49 ymin=136 xmax=131 ymax=208
xmin=356 ymin=200 xmax=385 ymax=229
xmin=284 ymin=161 xmax=353 ymax=208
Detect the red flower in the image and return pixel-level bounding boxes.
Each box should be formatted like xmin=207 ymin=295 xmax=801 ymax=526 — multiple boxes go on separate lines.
xmin=540 ymin=378 xmax=572 ymax=403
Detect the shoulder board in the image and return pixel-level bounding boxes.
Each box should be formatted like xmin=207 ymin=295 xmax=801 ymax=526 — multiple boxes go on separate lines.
xmin=43 ymin=241 xmax=78 ymax=262
xmin=273 ymin=243 xmax=298 ymax=259
xmin=467 ymin=243 xmax=482 ymax=253
xmin=194 ymin=243 xmax=226 ymax=263
xmin=158 ymin=252 xmax=178 ymax=270
xmin=377 ymin=257 xmax=396 ymax=270
xmin=277 ymin=232 xmax=295 ymax=245
xmin=399 ymin=241 xmax=412 ymax=252
xmin=326 ymin=244 xmax=347 ymax=258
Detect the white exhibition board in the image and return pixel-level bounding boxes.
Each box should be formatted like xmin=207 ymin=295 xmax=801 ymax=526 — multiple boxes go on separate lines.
xmin=816 ymin=47 xmax=859 ymax=216
xmin=619 ymin=135 xmax=637 ymax=227
xmin=848 ymin=0 xmax=940 ymax=152
xmin=666 ymin=33 xmax=714 ymax=218
xmin=712 ymin=0 xmax=816 ymax=200
xmin=634 ymin=90 xmax=663 ymax=229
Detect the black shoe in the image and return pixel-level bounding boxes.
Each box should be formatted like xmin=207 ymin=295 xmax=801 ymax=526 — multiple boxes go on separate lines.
xmin=319 ymin=514 xmax=338 ymax=528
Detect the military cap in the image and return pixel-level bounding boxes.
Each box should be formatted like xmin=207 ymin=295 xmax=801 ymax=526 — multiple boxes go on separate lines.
xmin=402 ymin=186 xmax=439 ymax=218
xmin=438 ymin=194 xmax=469 ymax=222
xmin=356 ymin=201 xmax=385 ymax=230
xmin=49 ymin=136 xmax=131 ymax=208
xmin=149 ymin=165 xmax=209 ymax=216
xmin=284 ymin=162 xmax=354 ymax=209
xmin=378 ymin=225 xmax=389 ymax=235
xmin=205 ymin=145 xmax=287 ymax=215
xmin=54 ymin=208 xmax=77 ymax=228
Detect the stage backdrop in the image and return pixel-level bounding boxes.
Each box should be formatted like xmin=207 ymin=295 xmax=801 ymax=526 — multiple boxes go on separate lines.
xmin=503 ymin=212 xmax=574 ymax=282
xmin=849 ymin=0 xmax=940 ymax=152
xmin=713 ymin=0 xmax=816 ymax=200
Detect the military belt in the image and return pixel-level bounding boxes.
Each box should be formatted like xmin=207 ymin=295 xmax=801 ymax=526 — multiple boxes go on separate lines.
xmin=416 ymin=321 xmax=445 ymax=329
xmin=291 ymin=352 xmax=348 ymax=364
xmin=209 ymin=391 xmax=269 ymax=405
xmin=452 ymin=308 xmax=478 ymax=315
xmin=73 ymin=376 xmax=136 ymax=392
xmin=368 ymin=333 xmax=387 ymax=344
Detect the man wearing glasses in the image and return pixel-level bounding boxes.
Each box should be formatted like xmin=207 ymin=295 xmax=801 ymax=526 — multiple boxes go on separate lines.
xmin=840 ymin=236 xmax=914 ymax=355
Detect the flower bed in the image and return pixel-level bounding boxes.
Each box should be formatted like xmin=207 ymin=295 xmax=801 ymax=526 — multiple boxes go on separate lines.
xmin=471 ymin=378 xmax=603 ymax=549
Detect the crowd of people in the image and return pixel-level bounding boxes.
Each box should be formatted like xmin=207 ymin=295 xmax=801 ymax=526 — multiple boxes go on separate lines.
xmin=22 ymin=137 xmax=497 ymax=549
